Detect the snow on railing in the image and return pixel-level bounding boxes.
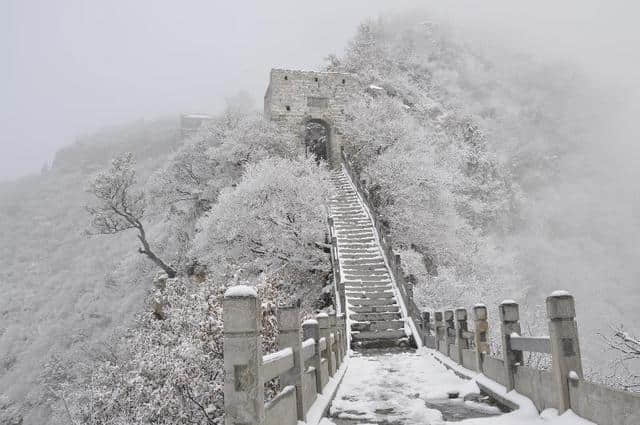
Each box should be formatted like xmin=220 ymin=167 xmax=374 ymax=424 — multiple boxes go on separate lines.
xmin=222 ymin=288 xmax=348 ymax=425
xmin=424 ymin=293 xmax=640 ymax=425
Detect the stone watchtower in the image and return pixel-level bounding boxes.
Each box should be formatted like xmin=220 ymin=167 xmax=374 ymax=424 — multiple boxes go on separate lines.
xmin=264 ymin=68 xmax=358 ymax=168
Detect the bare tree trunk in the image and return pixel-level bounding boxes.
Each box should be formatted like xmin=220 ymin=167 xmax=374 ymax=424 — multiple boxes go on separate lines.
xmin=136 ymin=223 xmax=177 ymax=278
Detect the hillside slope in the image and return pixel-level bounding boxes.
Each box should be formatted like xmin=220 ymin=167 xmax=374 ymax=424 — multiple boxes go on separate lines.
xmin=0 ymin=118 xmax=184 ymax=421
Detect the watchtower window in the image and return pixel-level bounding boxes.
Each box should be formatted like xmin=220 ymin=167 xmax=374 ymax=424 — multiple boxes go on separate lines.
xmin=284 ymin=75 xmax=288 ymax=80
xmin=314 ymin=77 xmax=318 ymax=82
xmin=285 ymin=105 xmax=291 ymax=111
xmin=342 ymin=79 xmax=346 ymax=84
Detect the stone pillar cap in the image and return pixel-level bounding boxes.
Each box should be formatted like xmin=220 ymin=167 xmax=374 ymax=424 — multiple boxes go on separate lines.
xmin=549 ymin=290 xmax=571 ymax=298
xmin=546 ymin=291 xmax=576 ymax=319
xmin=224 ymin=285 xmax=257 ymax=299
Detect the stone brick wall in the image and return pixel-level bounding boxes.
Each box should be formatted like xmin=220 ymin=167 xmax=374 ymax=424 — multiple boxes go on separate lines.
xmin=264 ymin=68 xmax=359 ymax=167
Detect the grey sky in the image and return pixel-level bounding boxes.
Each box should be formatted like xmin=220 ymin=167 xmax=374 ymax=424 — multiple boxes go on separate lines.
xmin=1 ymin=1 xmax=639 ymax=181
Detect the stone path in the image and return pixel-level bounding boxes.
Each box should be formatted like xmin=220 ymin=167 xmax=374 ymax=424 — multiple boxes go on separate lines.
xmin=329 ymin=169 xmax=408 ymax=349
xmin=326 ymin=349 xmax=499 ymax=425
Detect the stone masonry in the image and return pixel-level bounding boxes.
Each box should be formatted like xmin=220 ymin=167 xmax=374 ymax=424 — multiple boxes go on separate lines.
xmin=264 ymin=68 xmax=358 ymax=167
xmin=330 ymin=169 xmax=408 ymax=348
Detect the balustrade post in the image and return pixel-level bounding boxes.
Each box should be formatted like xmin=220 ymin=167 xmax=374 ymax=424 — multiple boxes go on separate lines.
xmin=394 ymin=254 xmax=401 ymax=280
xmin=546 ymin=291 xmax=583 ymax=413
xmin=499 ymin=300 xmax=523 ymax=391
xmin=444 ymin=310 xmax=455 ymax=357
xmin=406 ymin=281 xmax=414 ymax=299
xmin=332 ymin=234 xmax=345 ymax=313
xmin=421 ymin=311 xmax=432 ymax=348
xmin=317 ymin=313 xmax=335 ymax=377
xmin=277 ymin=303 xmax=304 ymax=421
xmin=473 ymin=304 xmax=489 ymax=373
xmin=302 ymin=319 xmax=323 ymax=393
xmin=434 ymin=311 xmax=444 ymax=352
xmin=223 ymin=286 xmax=264 ymax=425
xmin=329 ymin=312 xmax=340 ymax=369
xmin=338 ymin=313 xmax=348 ymax=352
xmin=454 ymin=308 xmax=469 ymax=364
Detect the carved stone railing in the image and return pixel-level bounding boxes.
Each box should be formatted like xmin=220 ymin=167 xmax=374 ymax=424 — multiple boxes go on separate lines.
xmin=423 ymin=292 xmax=640 ymax=425
xmin=340 ymin=149 xmax=423 ymax=346
xmin=327 ymin=217 xmax=345 ymax=315
xmin=223 ymin=286 xmax=347 ymax=425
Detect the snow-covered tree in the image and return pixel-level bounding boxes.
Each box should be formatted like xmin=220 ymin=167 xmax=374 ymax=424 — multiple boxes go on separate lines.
xmin=87 ymin=152 xmax=177 ymax=277
xmin=193 ymin=156 xmax=332 ymax=282
xmin=598 ymin=326 xmax=640 ymax=391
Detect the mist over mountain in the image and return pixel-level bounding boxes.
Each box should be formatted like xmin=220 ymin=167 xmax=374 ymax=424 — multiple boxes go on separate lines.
xmin=2 ymin=5 xmax=640 ymax=424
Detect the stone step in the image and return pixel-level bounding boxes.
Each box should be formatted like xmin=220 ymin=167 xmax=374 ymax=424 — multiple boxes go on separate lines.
xmin=350 ymin=312 xmax=401 ymax=322
xmin=345 ymin=291 xmax=395 ymax=299
xmin=331 ymin=207 xmax=363 ymax=212
xmin=351 ymin=320 xmax=405 ymax=332
xmin=348 ymin=298 xmax=397 ymax=307
xmin=344 ymin=278 xmax=391 ymax=284
xmin=339 ymin=250 xmax=380 ymax=254
xmin=340 ymin=239 xmax=376 ymax=245
xmin=351 ymin=337 xmax=410 ymax=349
xmin=344 ymin=282 xmax=392 ymax=291
xmin=343 ymin=275 xmax=390 ymax=282
xmin=351 ymin=330 xmax=406 ymax=341
xmin=342 ymin=265 xmax=387 ymax=272
xmin=336 ymin=231 xmax=375 ymax=237
xmin=339 ymin=255 xmax=383 ymax=261
xmin=342 ymin=262 xmax=386 ymax=269
xmin=338 ymin=245 xmax=378 ymax=251
xmin=349 ymin=305 xmax=400 ymax=314
xmin=331 ymin=198 xmax=358 ymax=203
xmin=343 ymin=269 xmax=388 ymax=276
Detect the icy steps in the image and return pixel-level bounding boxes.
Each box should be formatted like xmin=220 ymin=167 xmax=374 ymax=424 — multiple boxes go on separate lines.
xmin=330 ymin=169 xmax=410 ymax=349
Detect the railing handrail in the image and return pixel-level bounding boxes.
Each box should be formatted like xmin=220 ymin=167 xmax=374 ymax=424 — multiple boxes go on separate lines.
xmin=223 ymin=289 xmax=348 ymax=425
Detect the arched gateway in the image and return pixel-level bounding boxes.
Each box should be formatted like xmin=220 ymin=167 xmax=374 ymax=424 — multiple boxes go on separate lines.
xmin=264 ymin=68 xmax=358 ymax=168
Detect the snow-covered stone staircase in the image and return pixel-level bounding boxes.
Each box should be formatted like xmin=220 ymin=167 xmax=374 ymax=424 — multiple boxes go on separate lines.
xmin=330 ymin=169 xmax=409 ymax=349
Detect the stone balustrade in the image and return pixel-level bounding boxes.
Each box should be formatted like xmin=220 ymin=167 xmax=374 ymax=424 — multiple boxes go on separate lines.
xmin=223 ymin=286 xmax=348 ymax=425
xmin=422 ymin=292 xmax=640 ymax=425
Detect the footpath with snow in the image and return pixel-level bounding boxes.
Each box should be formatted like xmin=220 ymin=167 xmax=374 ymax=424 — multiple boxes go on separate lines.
xmin=320 ymin=348 xmax=595 ymax=425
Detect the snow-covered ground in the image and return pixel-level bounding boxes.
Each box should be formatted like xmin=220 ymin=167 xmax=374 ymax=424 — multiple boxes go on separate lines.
xmin=322 ymin=348 xmax=596 ymax=425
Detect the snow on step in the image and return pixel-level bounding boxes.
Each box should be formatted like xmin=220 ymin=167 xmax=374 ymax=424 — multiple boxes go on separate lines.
xmin=327 ymin=350 xmax=489 ymax=424
xmin=330 ymin=168 xmax=410 ymax=349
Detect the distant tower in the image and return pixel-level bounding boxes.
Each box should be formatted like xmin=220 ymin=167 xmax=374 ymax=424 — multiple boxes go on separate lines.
xmin=180 ymin=113 xmax=212 ymax=137
xmin=263 ymin=69 xmax=358 ymax=168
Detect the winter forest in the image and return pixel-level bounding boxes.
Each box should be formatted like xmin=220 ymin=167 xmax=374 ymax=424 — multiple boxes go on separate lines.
xmin=1 ymin=4 xmax=640 ymax=425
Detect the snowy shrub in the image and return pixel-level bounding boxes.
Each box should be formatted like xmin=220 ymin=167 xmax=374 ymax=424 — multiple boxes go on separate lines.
xmin=55 ymin=275 xmax=288 ymax=425
xmin=193 ymin=156 xmax=332 ymax=284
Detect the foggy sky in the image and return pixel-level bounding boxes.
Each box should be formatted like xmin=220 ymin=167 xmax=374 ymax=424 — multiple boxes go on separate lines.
xmin=1 ymin=1 xmax=639 ymax=181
